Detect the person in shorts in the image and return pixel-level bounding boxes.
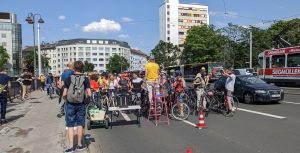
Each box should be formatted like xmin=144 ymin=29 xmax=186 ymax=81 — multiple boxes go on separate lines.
xmin=63 ymin=61 xmax=91 ymax=153
xmin=21 ymin=70 xmax=32 ymax=101
xmin=144 ymin=56 xmax=160 ymax=104
xmin=223 ymin=68 xmax=236 ymax=117
xmin=0 ymin=68 xmax=11 ymax=125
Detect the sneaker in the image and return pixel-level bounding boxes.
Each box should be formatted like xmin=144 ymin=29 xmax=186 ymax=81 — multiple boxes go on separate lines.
xmin=64 ymin=147 xmax=75 ymax=153
xmin=225 ymin=112 xmax=234 ymax=117
xmin=76 ymin=145 xmax=87 ymax=151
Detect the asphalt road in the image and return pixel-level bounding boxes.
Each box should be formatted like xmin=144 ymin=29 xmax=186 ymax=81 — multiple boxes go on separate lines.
xmin=86 ymin=90 xmax=300 ymax=153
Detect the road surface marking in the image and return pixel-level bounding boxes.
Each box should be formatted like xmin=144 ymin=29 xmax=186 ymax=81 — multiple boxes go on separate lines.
xmin=182 ymin=120 xmax=197 ymax=127
xmin=237 ymin=108 xmax=287 ymax=119
xmin=121 ymin=112 xmax=131 ymax=121
xmin=282 ymin=101 xmax=300 ymax=105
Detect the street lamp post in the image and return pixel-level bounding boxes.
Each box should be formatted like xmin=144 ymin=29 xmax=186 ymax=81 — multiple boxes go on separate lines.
xmin=25 ymin=13 xmax=44 ymax=90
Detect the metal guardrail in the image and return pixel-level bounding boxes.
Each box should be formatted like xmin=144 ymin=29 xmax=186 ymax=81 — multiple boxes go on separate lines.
xmin=8 ymin=79 xmax=42 ymax=101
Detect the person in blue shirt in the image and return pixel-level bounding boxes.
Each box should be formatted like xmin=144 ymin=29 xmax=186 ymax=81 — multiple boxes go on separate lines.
xmin=46 ymin=73 xmax=54 ymax=95
xmin=57 ymin=62 xmax=74 ymax=118
xmin=0 ymin=68 xmax=11 ymax=125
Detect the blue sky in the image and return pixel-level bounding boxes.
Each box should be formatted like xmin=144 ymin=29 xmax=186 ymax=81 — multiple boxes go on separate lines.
xmin=1 ymin=0 xmax=300 ymax=54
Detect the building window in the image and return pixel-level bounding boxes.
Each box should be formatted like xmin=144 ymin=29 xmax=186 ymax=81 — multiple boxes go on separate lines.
xmin=99 ymin=58 xmax=104 ymax=61
xmin=85 ymin=47 xmax=91 ymax=51
xmin=167 ymin=11 xmax=170 ymax=15
xmin=92 ymin=47 xmax=97 ymax=50
xmin=1 ymin=42 xmax=6 ymax=46
xmin=105 ymin=47 xmax=110 ymax=52
xmin=167 ymin=18 xmax=170 ymax=22
xmin=79 ymin=52 xmax=84 ymax=56
xmin=99 ymin=64 xmax=104 ymax=67
xmin=1 ymin=33 xmax=6 ymax=38
xmin=112 ymin=48 xmax=117 ymax=52
xmin=99 ymin=53 xmax=104 ymax=56
xmin=93 ymin=58 xmax=97 ymax=61
xmin=86 ymin=53 xmax=91 ymax=56
xmin=167 ymin=24 xmax=170 ymax=28
xmin=105 ymin=53 xmax=110 ymax=56
xmin=167 ymin=37 xmax=170 ymax=41
xmin=86 ymin=58 xmax=91 ymax=62
xmin=167 ymin=30 xmax=170 ymax=34
xmin=179 ymin=32 xmax=185 ymax=35
xmin=78 ymin=47 xmax=84 ymax=51
xmin=92 ymin=53 xmax=97 ymax=56
xmin=99 ymin=47 xmax=104 ymax=51
xmin=167 ymin=5 xmax=170 ymax=9
xmin=106 ymin=58 xmax=109 ymax=61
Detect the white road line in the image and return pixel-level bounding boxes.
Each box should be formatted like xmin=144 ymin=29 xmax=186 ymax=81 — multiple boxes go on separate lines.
xmin=282 ymin=101 xmax=300 ymax=105
xmin=237 ymin=108 xmax=287 ymax=119
xmin=182 ymin=120 xmax=197 ymax=127
xmin=121 ymin=113 xmax=131 ymax=121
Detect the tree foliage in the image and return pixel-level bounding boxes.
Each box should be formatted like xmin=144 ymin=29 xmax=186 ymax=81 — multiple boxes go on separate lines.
xmin=150 ymin=40 xmax=180 ymax=68
xmin=0 ymin=46 xmax=10 ymax=69
xmin=24 ymin=51 xmax=51 ymax=73
xmin=83 ymin=61 xmax=95 ymax=72
xmin=106 ymin=54 xmax=130 ymax=73
xmin=182 ymin=25 xmax=224 ymax=64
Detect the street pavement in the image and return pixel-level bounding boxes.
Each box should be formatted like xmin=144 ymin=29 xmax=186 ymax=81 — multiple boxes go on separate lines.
xmin=0 ymin=91 xmax=88 ymax=153
xmin=0 ymin=89 xmax=299 ymax=153
xmin=86 ymin=90 xmax=300 ymax=153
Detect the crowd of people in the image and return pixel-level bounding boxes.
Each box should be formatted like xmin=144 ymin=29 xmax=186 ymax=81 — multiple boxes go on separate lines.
xmin=0 ymin=56 xmax=236 ymax=153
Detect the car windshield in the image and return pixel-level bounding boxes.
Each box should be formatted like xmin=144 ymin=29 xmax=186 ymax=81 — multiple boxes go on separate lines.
xmin=240 ymin=76 xmax=265 ymax=84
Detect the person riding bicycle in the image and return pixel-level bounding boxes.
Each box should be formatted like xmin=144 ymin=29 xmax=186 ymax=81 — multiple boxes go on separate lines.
xmin=46 ymin=73 xmax=54 ymax=96
xmin=194 ymin=67 xmax=209 ymax=111
xmin=172 ymin=72 xmax=186 ymax=116
xmin=130 ymin=73 xmax=143 ymax=105
xmin=90 ymin=73 xmax=100 ymax=104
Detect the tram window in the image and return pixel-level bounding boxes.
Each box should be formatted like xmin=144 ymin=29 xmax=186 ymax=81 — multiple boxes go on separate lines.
xmin=271 ymin=55 xmax=285 ymax=68
xmin=266 ymin=57 xmax=270 ymax=68
xmin=287 ymin=54 xmax=300 ymax=67
xmin=259 ymin=57 xmax=263 ymax=67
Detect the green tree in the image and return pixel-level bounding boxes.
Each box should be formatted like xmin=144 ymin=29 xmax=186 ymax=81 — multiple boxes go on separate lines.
xmin=150 ymin=40 xmax=180 ymax=68
xmin=24 ymin=51 xmax=51 ymax=73
xmin=0 ymin=46 xmax=10 ymax=69
xmin=83 ymin=61 xmax=95 ymax=72
xmin=182 ymin=25 xmax=224 ymax=64
xmin=106 ymin=54 xmax=129 ymax=73
xmin=268 ymin=18 xmax=300 ymax=48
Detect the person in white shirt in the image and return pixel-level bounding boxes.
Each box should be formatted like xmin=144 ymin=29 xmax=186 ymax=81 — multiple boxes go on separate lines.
xmin=223 ymin=68 xmax=236 ymax=116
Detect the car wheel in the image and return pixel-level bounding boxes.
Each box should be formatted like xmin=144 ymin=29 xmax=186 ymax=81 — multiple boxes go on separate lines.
xmin=244 ymin=93 xmax=254 ymax=104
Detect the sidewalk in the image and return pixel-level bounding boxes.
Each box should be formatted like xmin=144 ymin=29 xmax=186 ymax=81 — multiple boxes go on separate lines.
xmin=0 ymin=90 xmax=89 ymax=153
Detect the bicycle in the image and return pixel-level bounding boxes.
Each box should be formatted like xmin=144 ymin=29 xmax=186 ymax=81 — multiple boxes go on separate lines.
xmin=185 ymin=87 xmax=199 ymax=115
xmin=204 ymin=88 xmax=239 ymax=117
xmin=48 ymin=83 xmax=55 ymax=100
xmin=168 ymin=90 xmax=190 ymax=120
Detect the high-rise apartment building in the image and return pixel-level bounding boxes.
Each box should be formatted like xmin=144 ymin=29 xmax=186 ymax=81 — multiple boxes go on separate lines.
xmin=159 ymin=0 xmax=209 ymax=46
xmin=0 ymin=12 xmax=22 ymax=76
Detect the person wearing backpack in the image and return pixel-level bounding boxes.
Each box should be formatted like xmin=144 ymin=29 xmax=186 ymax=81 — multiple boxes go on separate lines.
xmin=194 ymin=67 xmax=208 ymax=111
xmin=63 ymin=61 xmax=91 ymax=153
xmin=0 ymin=68 xmax=11 ymax=125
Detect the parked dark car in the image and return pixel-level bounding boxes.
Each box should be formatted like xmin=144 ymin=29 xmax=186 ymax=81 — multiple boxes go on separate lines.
xmin=214 ymin=75 xmax=284 ymax=103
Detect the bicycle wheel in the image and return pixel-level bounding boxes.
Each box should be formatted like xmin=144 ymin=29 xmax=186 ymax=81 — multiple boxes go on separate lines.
xmin=171 ymin=102 xmax=190 ymax=120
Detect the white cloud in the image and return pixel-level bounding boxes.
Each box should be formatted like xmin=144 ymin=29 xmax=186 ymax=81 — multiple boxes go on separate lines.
xmin=62 ymin=28 xmax=71 ymax=32
xmin=118 ymin=34 xmax=130 ymax=38
xmin=122 ymin=17 xmax=134 ymax=22
xmin=58 ymin=15 xmax=66 ymax=20
xmin=83 ymin=19 xmax=121 ymax=33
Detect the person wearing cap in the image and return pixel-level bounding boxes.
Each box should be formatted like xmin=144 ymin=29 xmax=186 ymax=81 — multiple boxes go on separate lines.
xmin=144 ymin=56 xmax=160 ymax=104
xmin=194 ymin=67 xmax=208 ymax=111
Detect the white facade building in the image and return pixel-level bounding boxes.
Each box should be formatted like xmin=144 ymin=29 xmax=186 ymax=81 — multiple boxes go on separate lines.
xmin=130 ymin=49 xmax=147 ymax=71
xmin=0 ymin=12 xmax=22 ymax=76
xmin=41 ymin=39 xmax=131 ymax=75
xmin=159 ymin=0 xmax=209 ymax=46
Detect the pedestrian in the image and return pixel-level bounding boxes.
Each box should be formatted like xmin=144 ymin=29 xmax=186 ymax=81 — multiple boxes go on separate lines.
xmin=21 ymin=70 xmax=33 ymax=101
xmin=63 ymin=61 xmax=91 ymax=152
xmin=144 ymin=56 xmax=160 ymax=104
xmin=57 ymin=62 xmax=74 ymax=118
xmin=194 ymin=67 xmax=209 ymax=111
xmin=39 ymin=74 xmax=46 ymax=91
xmin=0 ymin=68 xmax=11 ymax=125
xmin=223 ymin=68 xmax=236 ymax=117
xmin=46 ymin=73 xmax=54 ymax=96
